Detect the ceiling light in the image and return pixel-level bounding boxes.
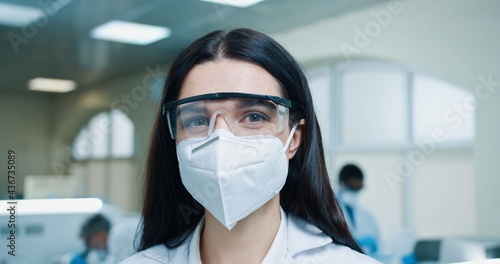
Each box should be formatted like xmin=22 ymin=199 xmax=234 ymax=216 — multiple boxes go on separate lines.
xmin=28 ymin=78 xmax=76 ymax=93
xmin=199 ymin=0 xmax=265 ymax=8
xmin=90 ymin=20 xmax=171 ymax=45
xmin=0 ymin=2 xmax=45 ymax=27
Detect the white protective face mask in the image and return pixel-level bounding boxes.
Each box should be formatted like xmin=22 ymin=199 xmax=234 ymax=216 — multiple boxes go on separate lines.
xmin=340 ymin=190 xmax=360 ymax=206
xmin=176 ymin=125 xmax=297 ymax=230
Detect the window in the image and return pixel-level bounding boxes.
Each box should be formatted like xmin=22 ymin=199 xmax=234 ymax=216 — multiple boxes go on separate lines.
xmin=69 ymin=109 xmax=137 ymax=212
xmin=412 ymin=74 xmax=475 ymax=143
xmin=308 ymin=62 xmax=475 ymax=150
xmin=340 ymin=67 xmax=408 ymax=146
xmin=307 ymin=61 xmax=476 ymax=243
xmin=72 ymin=109 xmax=134 ymax=160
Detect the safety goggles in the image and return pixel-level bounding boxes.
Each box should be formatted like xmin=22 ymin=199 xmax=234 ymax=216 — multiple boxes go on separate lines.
xmin=163 ymin=92 xmax=292 ymax=140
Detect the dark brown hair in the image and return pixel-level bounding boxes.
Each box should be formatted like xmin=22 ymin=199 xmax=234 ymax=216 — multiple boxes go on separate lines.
xmin=139 ymin=28 xmax=362 ymax=253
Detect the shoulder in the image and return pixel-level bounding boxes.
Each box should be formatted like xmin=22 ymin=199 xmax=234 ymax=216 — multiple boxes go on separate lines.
xmin=121 ymin=219 xmax=202 ymax=264
xmin=294 ymin=243 xmax=382 ymax=264
xmin=286 ymin=213 xmax=381 ymax=264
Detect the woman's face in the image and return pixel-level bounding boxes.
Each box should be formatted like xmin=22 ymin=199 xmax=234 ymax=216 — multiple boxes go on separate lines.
xmin=178 ymin=59 xmax=295 ymax=148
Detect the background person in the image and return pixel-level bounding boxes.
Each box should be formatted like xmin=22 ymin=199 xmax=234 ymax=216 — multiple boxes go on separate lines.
xmin=70 ymin=214 xmax=111 ymax=264
xmin=338 ymin=164 xmax=380 ymax=255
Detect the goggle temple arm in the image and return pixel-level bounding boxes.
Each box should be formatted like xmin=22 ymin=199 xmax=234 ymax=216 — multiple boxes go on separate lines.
xmin=165 ymin=109 xmax=176 ymax=140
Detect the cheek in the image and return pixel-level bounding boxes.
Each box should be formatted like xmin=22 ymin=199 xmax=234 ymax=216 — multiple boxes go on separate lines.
xmin=279 ymin=130 xmax=297 ymax=159
xmin=276 ymin=128 xmax=291 ymax=145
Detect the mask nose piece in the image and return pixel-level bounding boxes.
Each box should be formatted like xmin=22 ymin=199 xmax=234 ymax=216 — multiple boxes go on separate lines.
xmin=208 ymin=110 xmax=234 ymax=136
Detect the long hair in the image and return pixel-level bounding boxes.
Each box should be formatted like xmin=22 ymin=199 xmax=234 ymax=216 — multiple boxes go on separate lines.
xmin=139 ymin=28 xmax=362 ymax=253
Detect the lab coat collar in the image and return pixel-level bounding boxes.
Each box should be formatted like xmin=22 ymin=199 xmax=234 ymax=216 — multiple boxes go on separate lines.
xmin=285 ymin=209 xmax=333 ymax=256
xmin=187 ymin=216 xmax=202 ymax=263
xmin=261 ymin=207 xmax=288 ymax=263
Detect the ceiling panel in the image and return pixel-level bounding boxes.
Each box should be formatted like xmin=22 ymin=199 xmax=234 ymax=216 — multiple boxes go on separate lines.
xmin=0 ymin=0 xmax=386 ymax=93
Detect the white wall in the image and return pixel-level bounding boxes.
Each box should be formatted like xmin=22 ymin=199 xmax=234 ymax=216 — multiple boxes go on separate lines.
xmin=475 ymin=79 xmax=500 ymax=237
xmin=412 ymin=149 xmax=475 ymax=238
xmin=0 ymin=92 xmax=54 ymax=197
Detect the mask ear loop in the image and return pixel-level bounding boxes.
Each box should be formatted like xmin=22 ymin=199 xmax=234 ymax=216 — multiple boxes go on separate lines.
xmin=282 ymin=122 xmax=299 ymax=152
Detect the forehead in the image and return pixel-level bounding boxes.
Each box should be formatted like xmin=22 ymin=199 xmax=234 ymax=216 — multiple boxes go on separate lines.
xmin=179 ymin=59 xmax=282 ymax=99
xmin=177 ymin=98 xmax=276 ymax=112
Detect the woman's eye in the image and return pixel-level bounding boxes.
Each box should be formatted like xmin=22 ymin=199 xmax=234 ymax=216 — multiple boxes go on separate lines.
xmin=184 ymin=117 xmax=208 ymax=128
xmin=246 ymin=113 xmax=267 ymax=123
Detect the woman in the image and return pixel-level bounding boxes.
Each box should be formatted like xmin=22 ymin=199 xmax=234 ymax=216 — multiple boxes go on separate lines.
xmin=123 ymin=29 xmax=380 ymax=263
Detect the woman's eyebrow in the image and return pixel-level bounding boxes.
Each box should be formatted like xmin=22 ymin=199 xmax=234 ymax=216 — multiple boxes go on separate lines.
xmin=177 ymin=103 xmax=207 ymax=116
xmin=235 ymin=99 xmax=275 ymax=110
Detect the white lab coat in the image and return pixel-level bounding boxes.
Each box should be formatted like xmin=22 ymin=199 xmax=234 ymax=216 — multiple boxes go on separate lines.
xmin=121 ymin=208 xmax=380 ymax=263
